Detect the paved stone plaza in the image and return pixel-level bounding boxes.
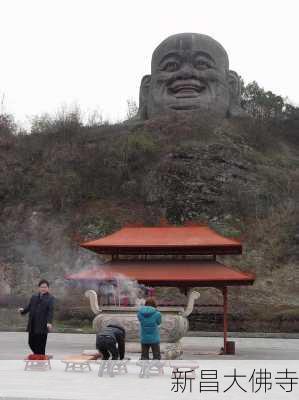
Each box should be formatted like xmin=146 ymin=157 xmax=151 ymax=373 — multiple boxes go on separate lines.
xmin=1 ymin=332 xmax=299 ymax=360
xmin=0 ymin=332 xmax=298 ymax=399
xmin=0 ymin=358 xmax=298 ymax=400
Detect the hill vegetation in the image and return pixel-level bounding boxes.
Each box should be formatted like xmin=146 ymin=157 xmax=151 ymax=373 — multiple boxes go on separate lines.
xmin=0 ymin=81 xmax=299 ymax=332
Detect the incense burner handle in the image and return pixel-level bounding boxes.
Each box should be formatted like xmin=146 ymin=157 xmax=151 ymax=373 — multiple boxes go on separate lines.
xmin=182 ymin=289 xmax=200 ymax=317
xmin=85 ymin=290 xmax=102 ymax=315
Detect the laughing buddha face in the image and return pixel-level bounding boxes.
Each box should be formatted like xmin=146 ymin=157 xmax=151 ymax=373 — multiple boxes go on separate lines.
xmin=138 ymin=33 xmax=243 ymax=120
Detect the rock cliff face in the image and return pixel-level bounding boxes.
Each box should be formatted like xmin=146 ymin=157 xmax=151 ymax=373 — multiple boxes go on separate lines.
xmin=0 ymin=114 xmax=298 ymax=331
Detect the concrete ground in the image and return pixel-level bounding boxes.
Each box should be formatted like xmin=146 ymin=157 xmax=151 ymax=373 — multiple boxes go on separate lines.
xmin=3 ymin=359 xmax=297 ymax=400
xmin=1 ymin=332 xmax=299 ymax=360
xmin=0 ymin=333 xmax=298 ymax=399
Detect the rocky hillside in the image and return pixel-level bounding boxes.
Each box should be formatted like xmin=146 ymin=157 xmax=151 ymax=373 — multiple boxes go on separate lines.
xmin=0 ymin=111 xmax=299 ymax=331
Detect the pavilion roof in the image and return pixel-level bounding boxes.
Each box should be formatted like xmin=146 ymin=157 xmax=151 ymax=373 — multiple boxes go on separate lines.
xmin=65 ymin=260 xmax=254 ymax=287
xmin=80 ymin=225 xmax=242 ymax=256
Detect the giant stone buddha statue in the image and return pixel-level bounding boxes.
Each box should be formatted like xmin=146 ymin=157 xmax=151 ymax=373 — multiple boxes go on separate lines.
xmin=138 ymin=33 xmax=244 ymax=120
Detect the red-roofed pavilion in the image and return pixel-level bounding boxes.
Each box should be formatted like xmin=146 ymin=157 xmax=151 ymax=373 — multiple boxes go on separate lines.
xmin=80 ymin=225 xmax=242 ymax=255
xmin=67 ymin=260 xmax=254 ymax=288
xmin=67 ymin=224 xmax=255 ymax=354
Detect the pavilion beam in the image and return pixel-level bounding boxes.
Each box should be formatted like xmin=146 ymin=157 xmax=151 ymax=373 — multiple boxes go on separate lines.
xmin=222 ymin=286 xmax=228 ymax=354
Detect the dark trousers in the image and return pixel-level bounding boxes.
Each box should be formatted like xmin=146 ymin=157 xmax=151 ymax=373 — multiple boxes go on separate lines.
xmin=97 ymin=336 xmax=118 ymax=360
xmin=141 ymin=343 xmax=161 ymax=360
xmin=28 ymin=333 xmax=48 ymax=355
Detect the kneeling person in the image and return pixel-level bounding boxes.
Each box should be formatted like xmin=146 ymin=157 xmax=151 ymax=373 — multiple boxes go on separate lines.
xmin=96 ymin=323 xmax=126 ymax=360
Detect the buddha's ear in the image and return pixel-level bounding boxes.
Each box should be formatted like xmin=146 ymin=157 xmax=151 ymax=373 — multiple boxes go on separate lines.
xmin=228 ymin=70 xmax=246 ymax=117
xmin=138 ymin=75 xmax=151 ymax=120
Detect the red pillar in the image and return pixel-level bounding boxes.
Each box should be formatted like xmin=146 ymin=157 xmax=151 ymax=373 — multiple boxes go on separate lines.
xmin=223 ymin=286 xmax=228 ymax=353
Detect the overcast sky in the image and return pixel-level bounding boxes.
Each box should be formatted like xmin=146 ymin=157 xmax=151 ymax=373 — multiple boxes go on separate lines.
xmin=0 ymin=0 xmax=298 ymax=127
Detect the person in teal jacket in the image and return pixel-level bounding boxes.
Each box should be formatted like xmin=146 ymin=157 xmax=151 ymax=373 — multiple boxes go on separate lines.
xmin=137 ymin=297 xmax=162 ymax=359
